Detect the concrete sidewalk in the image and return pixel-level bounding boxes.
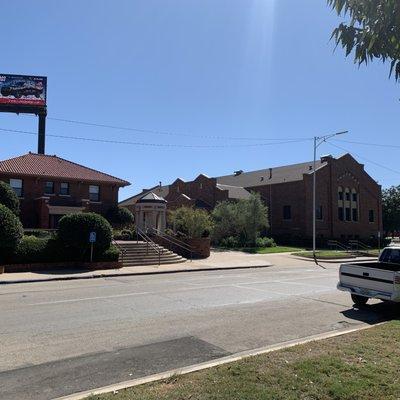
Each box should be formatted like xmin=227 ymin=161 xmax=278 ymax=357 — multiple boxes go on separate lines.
xmin=0 ymin=250 xmax=275 ymax=285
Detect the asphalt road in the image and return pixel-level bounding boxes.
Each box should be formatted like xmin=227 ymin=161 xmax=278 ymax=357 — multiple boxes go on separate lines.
xmin=1 ymin=261 xmax=398 ymax=400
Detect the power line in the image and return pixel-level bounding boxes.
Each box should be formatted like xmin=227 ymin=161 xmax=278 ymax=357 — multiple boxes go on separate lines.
xmin=333 ymin=138 xmax=400 ymax=149
xmin=46 ymin=116 xmax=310 ymax=142
xmin=327 ymin=141 xmax=400 ymax=176
xmin=0 ymin=127 xmax=311 ymax=149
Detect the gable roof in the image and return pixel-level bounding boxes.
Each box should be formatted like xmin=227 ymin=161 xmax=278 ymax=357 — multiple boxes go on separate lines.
xmin=216 ymin=160 xmax=327 ymax=188
xmin=0 ymin=153 xmax=130 ymax=186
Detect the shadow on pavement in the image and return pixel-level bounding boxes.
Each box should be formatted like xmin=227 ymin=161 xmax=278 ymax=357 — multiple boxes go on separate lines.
xmin=341 ymin=301 xmax=400 ymax=325
xmin=33 ymin=268 xmax=93 ymax=276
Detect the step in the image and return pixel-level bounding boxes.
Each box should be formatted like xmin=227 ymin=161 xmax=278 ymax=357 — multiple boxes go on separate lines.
xmin=122 ymin=259 xmax=187 ymax=267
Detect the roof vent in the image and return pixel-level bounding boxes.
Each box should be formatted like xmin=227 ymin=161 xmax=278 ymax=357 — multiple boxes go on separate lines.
xmin=234 ymin=170 xmax=243 ymax=176
xmin=260 ymin=176 xmax=264 ymax=181
xmin=309 ymin=165 xmax=313 ymax=171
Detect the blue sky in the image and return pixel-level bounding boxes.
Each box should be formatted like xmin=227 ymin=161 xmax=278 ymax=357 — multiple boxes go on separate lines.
xmin=1 ymin=0 xmax=399 ymax=200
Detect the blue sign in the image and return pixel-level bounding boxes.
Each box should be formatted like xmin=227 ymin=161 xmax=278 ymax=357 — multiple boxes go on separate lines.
xmin=89 ymin=232 xmax=97 ymax=243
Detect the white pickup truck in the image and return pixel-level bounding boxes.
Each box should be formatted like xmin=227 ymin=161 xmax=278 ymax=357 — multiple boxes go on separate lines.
xmin=337 ymin=246 xmax=400 ymax=306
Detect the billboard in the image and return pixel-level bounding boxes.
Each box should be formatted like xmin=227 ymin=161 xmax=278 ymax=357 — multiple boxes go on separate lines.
xmin=0 ymin=74 xmax=46 ymax=107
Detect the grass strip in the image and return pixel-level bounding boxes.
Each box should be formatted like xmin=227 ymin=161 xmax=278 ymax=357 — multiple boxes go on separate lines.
xmin=87 ymin=321 xmax=400 ymax=400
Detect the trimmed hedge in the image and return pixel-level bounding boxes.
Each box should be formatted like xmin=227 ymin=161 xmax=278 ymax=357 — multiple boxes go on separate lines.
xmin=106 ymin=206 xmax=134 ymax=228
xmin=0 ymin=204 xmax=23 ymax=255
xmin=0 ymin=181 xmax=20 ymax=215
xmin=58 ymin=212 xmax=112 ymax=252
xmin=5 ymin=235 xmax=120 ymax=264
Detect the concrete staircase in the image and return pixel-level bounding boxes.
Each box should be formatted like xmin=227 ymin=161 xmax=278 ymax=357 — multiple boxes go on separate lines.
xmin=116 ymin=241 xmax=187 ymax=267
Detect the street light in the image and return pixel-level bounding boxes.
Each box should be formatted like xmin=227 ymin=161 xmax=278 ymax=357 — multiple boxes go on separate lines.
xmin=312 ymin=130 xmax=348 ymax=260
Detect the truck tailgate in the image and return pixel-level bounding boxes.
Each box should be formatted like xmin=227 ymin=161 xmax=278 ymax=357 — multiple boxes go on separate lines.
xmin=340 ymin=264 xmax=395 ymax=295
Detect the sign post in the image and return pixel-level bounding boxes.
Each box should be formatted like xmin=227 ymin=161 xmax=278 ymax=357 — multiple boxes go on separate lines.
xmin=89 ymin=232 xmax=97 ymax=262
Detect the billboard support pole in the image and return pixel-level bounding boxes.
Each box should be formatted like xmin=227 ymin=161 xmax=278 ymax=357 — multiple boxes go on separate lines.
xmin=38 ymin=111 xmax=46 ymax=154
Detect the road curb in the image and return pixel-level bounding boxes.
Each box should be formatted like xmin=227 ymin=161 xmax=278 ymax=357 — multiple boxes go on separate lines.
xmin=54 ymin=322 xmax=384 ymax=400
xmin=0 ymin=264 xmax=273 ymax=285
xmin=289 ymin=255 xmax=376 ymax=263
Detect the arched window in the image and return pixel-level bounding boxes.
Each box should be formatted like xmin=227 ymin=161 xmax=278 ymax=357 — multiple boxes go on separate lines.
xmin=338 ymin=186 xmax=343 ymax=201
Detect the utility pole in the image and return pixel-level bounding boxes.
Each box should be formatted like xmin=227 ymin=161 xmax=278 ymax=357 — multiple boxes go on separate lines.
xmin=312 ymin=131 xmax=348 ymax=260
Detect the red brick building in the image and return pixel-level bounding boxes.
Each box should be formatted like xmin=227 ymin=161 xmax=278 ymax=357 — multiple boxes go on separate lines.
xmin=0 ymin=152 xmax=130 ymax=228
xmin=121 ymin=153 xmax=382 ymax=242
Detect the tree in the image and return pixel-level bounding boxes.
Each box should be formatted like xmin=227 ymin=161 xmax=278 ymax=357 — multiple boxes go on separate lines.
xmin=328 ymin=0 xmax=400 ymax=80
xmin=211 ymin=192 xmax=269 ymax=246
xmin=382 ymin=185 xmax=400 ymax=233
xmin=106 ymin=206 xmax=134 ymax=228
xmin=168 ymin=207 xmax=213 ymax=238
xmin=0 ymin=181 xmax=20 ymax=215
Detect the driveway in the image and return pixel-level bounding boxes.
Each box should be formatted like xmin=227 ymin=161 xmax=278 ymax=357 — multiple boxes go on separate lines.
xmin=0 ymin=258 xmax=397 ymax=399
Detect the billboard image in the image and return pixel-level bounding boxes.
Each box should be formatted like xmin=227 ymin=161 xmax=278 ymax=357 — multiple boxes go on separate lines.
xmin=0 ymin=74 xmax=46 ymax=107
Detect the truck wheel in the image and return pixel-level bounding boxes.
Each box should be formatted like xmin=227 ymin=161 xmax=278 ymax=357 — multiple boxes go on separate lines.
xmin=351 ymin=294 xmax=369 ymax=307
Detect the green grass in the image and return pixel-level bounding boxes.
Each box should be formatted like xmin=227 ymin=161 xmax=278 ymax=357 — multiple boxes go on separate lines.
xmin=242 ymin=246 xmax=304 ymax=254
xmin=292 ymin=250 xmax=353 ymax=259
xmin=87 ymin=321 xmax=400 ymax=400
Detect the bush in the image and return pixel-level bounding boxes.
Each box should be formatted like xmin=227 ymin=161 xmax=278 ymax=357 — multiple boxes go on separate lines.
xmin=98 ymin=245 xmax=120 ymax=261
xmin=58 ymin=212 xmax=112 ymax=252
xmin=0 ymin=204 xmax=23 ymax=255
xmin=255 ymin=237 xmax=276 ymax=248
xmin=23 ymin=229 xmax=55 ymax=239
xmin=0 ymin=181 xmax=20 ymax=215
xmin=113 ymin=229 xmax=134 ymax=241
xmin=168 ymin=207 xmax=213 ymax=238
xmin=106 ymin=206 xmax=134 ymax=228
xmin=6 ymin=235 xmax=119 ymax=264
xmin=219 ymin=236 xmax=240 ymax=248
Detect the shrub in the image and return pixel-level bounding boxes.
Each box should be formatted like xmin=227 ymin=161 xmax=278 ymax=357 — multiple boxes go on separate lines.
xmin=58 ymin=212 xmax=112 ymax=252
xmin=98 ymin=245 xmax=120 ymax=262
xmin=0 ymin=181 xmax=20 ymax=215
xmin=255 ymin=237 xmax=276 ymax=248
xmin=113 ymin=229 xmax=134 ymax=241
xmin=219 ymin=236 xmax=240 ymax=248
xmin=0 ymin=204 xmax=23 ymax=255
xmin=23 ymin=229 xmax=55 ymax=239
xmin=168 ymin=207 xmax=213 ymax=238
xmin=106 ymin=206 xmax=134 ymax=228
xmin=6 ymin=235 xmax=119 ymax=264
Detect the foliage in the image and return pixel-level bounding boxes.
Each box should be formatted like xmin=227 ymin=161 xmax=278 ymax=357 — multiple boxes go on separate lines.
xmin=382 ymin=185 xmax=400 ymax=232
xmin=328 ymin=0 xmax=400 ymax=80
xmin=58 ymin=212 xmax=112 ymax=252
xmin=113 ymin=229 xmax=134 ymax=241
xmin=106 ymin=206 xmax=134 ymax=228
xmin=0 ymin=204 xmax=23 ymax=255
xmin=23 ymin=229 xmax=55 ymax=239
xmin=0 ymin=181 xmax=20 ymax=215
xmin=211 ymin=192 xmax=269 ymax=246
xmin=5 ymin=235 xmax=119 ymax=264
xmin=219 ymin=236 xmax=240 ymax=248
xmin=255 ymin=237 xmax=276 ymax=248
xmin=168 ymin=207 xmax=213 ymax=238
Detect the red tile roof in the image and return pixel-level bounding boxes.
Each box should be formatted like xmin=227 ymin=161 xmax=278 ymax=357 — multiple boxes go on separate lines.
xmin=0 ymin=153 xmax=130 ymax=186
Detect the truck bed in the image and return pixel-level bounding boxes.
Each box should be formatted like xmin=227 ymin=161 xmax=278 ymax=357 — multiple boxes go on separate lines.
xmin=345 ymin=262 xmax=400 ymax=272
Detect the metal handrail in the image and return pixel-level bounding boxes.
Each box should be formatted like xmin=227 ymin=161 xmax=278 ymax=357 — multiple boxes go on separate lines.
xmin=136 ymin=226 xmax=162 ymax=265
xmin=327 ymin=240 xmax=351 ymax=252
xmin=112 ymin=239 xmax=127 ymax=265
xmin=149 ymin=227 xmax=194 ymax=262
xmin=348 ymin=240 xmax=372 ymax=252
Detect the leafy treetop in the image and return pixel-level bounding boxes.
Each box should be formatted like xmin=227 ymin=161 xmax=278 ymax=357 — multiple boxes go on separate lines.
xmin=328 ymin=0 xmax=400 ymax=80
